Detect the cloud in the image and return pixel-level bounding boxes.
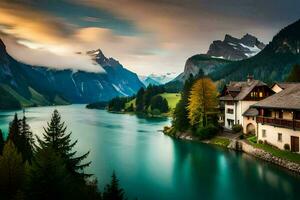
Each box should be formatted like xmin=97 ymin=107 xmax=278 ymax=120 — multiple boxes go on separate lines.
xmin=1 ymin=33 xmax=103 ymax=72
xmin=0 ymin=0 xmax=299 ymax=75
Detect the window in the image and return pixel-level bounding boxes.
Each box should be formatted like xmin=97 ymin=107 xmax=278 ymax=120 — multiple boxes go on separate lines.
xmin=252 ymin=117 xmax=255 ymax=120
xmin=259 ymin=92 xmax=263 ymax=98
xmin=295 ymin=111 xmax=300 ymax=120
xmin=278 ymin=133 xmax=282 ymax=142
xmin=264 ymin=110 xmax=272 ymax=117
xmin=227 ymin=108 xmax=234 ymax=114
xmin=278 ymin=111 xmax=283 ymax=119
xmin=262 ymin=129 xmax=266 ymax=138
xmin=247 ymin=117 xmax=250 ymax=120
xmin=227 ymin=119 xmax=234 ymax=127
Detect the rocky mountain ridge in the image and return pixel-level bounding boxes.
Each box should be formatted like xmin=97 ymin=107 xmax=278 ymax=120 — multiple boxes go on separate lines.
xmin=207 ymin=33 xmax=265 ymax=60
xmin=0 ymin=39 xmax=144 ymax=109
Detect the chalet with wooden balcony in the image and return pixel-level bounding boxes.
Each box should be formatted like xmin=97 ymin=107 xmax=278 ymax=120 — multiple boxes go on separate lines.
xmin=252 ymin=83 xmax=300 ymax=153
xmin=219 ymin=75 xmax=274 ymax=133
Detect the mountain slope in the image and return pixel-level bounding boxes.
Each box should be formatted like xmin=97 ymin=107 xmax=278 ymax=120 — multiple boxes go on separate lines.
xmin=173 ymin=54 xmax=232 ymax=82
xmin=207 ymin=34 xmax=265 ymax=60
xmin=210 ymin=19 xmax=300 ymax=83
xmin=0 ymin=39 xmax=144 ymax=109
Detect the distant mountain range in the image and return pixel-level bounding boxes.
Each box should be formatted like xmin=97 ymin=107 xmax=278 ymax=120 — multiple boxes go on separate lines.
xmin=0 ymin=40 xmax=144 ymax=109
xmin=168 ymin=19 xmax=300 ymax=90
xmin=139 ymin=73 xmax=177 ymax=86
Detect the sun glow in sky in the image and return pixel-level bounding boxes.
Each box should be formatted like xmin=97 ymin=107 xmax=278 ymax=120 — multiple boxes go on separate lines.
xmin=0 ymin=0 xmax=299 ymax=75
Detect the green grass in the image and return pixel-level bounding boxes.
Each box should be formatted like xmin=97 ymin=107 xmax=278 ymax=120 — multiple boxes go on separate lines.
xmin=210 ymin=137 xmax=231 ymax=147
xmin=125 ymin=98 xmax=136 ymax=109
xmin=0 ymin=84 xmax=69 ymax=108
xmin=246 ymin=135 xmax=257 ymax=143
xmin=159 ymin=93 xmax=181 ymax=110
xmin=248 ymin=139 xmax=300 ymax=164
xmin=0 ymin=84 xmax=33 ymax=107
xmin=125 ymin=93 xmax=181 ymax=112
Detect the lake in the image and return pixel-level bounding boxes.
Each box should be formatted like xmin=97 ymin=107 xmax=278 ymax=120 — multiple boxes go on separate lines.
xmin=0 ymin=105 xmax=299 ymax=200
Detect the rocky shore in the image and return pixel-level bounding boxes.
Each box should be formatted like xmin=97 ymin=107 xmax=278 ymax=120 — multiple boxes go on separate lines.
xmin=239 ymin=141 xmax=300 ymax=174
xmin=164 ymin=130 xmax=300 ymax=174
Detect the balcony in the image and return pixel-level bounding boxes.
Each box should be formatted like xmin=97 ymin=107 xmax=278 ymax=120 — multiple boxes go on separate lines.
xmin=256 ymin=116 xmax=300 ymax=130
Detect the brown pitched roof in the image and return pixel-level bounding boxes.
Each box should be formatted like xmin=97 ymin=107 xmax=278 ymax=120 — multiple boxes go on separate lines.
xmin=221 ymin=80 xmax=267 ymax=101
xmin=243 ymin=108 xmax=259 ymax=116
xmin=252 ymin=84 xmax=300 ymax=110
xmin=219 ymin=94 xmax=234 ymax=101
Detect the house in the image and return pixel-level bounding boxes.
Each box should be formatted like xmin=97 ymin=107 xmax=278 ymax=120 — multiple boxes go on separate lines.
xmin=219 ymin=75 xmax=274 ymax=134
xmin=252 ymin=83 xmax=300 ymax=153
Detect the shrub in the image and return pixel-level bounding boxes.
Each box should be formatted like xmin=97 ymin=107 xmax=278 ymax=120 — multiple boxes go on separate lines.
xmin=284 ymin=144 xmax=290 ymax=151
xmin=239 ymin=134 xmax=244 ymax=139
xmin=163 ymin=126 xmax=171 ymax=134
xmin=151 ymin=109 xmax=161 ymax=116
xmin=258 ymin=140 xmax=263 ymax=144
xmin=232 ymin=124 xmax=243 ymax=133
xmin=195 ymin=124 xmax=218 ymax=140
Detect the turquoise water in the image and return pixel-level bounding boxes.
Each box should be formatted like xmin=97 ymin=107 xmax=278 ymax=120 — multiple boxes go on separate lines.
xmin=0 ymin=105 xmax=299 ymax=200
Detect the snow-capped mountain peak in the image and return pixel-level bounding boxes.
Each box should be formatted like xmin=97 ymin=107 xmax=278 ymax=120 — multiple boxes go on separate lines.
xmin=206 ymin=33 xmax=265 ymax=60
xmin=139 ymin=72 xmax=177 ymax=86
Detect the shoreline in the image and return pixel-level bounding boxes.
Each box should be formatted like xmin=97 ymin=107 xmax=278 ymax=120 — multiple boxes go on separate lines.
xmin=164 ymin=129 xmax=300 ymax=174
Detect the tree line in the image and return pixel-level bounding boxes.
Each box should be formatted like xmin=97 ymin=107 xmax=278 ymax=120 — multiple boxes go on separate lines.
xmin=0 ymin=110 xmax=127 ymax=200
xmin=171 ymin=69 xmax=219 ymax=139
xmin=107 ymin=85 xmax=169 ymax=115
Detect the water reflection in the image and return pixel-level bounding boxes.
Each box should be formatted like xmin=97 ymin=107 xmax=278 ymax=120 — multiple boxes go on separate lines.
xmin=0 ymin=105 xmax=299 ymax=200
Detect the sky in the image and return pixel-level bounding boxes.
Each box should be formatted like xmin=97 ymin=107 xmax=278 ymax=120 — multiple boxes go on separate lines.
xmin=0 ymin=0 xmax=299 ymax=75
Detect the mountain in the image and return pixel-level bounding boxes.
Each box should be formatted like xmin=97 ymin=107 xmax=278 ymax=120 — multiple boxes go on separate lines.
xmin=170 ymin=33 xmax=264 ymax=84
xmin=0 ymin=39 xmax=144 ymax=109
xmin=207 ymin=34 xmax=265 ymax=60
xmin=139 ymin=76 xmax=160 ymax=86
xmin=210 ymin=19 xmax=300 ymax=83
xmin=139 ymin=73 xmax=177 ymax=86
xmin=173 ymin=54 xmax=232 ymax=83
xmin=148 ymin=73 xmax=177 ymax=84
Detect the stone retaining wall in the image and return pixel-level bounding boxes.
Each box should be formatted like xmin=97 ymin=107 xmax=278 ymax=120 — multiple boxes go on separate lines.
xmin=240 ymin=141 xmax=300 ymax=174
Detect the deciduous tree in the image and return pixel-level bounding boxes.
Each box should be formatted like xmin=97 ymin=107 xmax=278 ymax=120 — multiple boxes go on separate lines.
xmin=187 ymin=77 xmax=218 ymax=127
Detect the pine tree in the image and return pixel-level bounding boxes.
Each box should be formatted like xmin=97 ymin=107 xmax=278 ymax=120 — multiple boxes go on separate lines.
xmin=286 ymin=64 xmax=300 ymax=82
xmin=27 ymin=146 xmax=71 ymax=200
xmin=162 ymin=98 xmax=169 ymax=113
xmin=135 ymin=88 xmax=145 ymax=112
xmin=172 ymin=74 xmax=194 ymax=131
xmin=8 ymin=113 xmax=21 ymax=144
xmin=37 ymin=110 xmax=91 ymax=178
xmin=103 ymin=171 xmax=126 ymax=200
xmin=20 ymin=114 xmax=34 ymax=162
xmin=0 ymin=129 xmax=4 ymax=154
xmin=0 ymin=141 xmax=25 ymax=199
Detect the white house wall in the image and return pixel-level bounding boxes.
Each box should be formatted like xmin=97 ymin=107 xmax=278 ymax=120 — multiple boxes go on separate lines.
xmin=257 ymin=123 xmax=300 ymax=153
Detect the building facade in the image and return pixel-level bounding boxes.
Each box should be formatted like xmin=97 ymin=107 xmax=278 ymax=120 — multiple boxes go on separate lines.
xmin=219 ymin=76 xmax=274 ymax=134
xmin=252 ymin=84 xmax=300 ymax=153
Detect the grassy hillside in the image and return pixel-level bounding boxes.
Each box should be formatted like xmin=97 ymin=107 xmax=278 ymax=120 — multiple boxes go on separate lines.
xmin=125 ymin=93 xmax=180 ymax=113
xmin=159 ymin=93 xmax=181 ymax=110
xmin=0 ymin=84 xmax=69 ymax=109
